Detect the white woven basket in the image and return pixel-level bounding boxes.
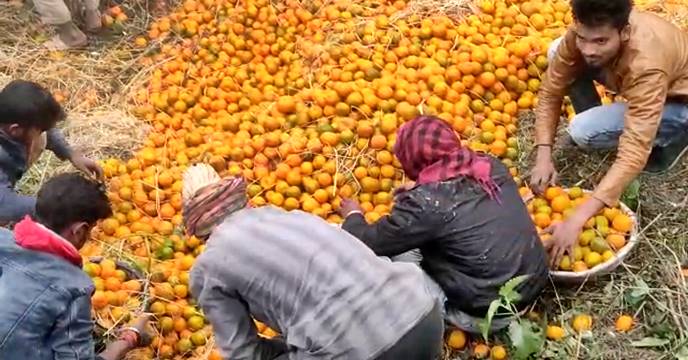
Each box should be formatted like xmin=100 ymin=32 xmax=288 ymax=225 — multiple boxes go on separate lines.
xmin=525 ymin=190 xmax=639 ymax=284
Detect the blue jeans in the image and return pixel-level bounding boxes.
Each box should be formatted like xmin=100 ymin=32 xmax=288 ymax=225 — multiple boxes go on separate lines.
xmin=568 ymin=102 xmax=688 ymax=149
xmin=548 ymin=37 xmax=688 ymax=150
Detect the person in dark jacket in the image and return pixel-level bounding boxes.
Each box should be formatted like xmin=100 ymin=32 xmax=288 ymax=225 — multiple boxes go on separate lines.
xmin=0 ymin=80 xmax=103 ymax=226
xmin=339 ymin=115 xmax=548 ymax=332
xmin=0 ymin=173 xmax=149 ymax=359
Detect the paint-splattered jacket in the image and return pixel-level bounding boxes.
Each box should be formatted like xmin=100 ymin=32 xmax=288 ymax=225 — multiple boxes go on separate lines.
xmin=344 ymin=157 xmax=549 ymax=317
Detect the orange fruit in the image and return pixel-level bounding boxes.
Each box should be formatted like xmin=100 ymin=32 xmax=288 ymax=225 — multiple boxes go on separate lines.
xmin=208 ymin=350 xmax=222 ymax=360
xmin=166 ymin=302 xmax=183 ymax=317
xmin=550 ymin=194 xmax=571 ymax=213
xmin=150 ymin=301 xmax=166 ymax=316
xmin=546 ymin=325 xmax=565 ymax=340
xmin=370 ymin=135 xmax=387 ymax=150
xmin=446 ymin=329 xmax=466 ymax=350
xmin=188 ymin=315 xmax=205 ymax=331
xmin=174 ymin=284 xmax=189 ymax=298
xmin=572 ymin=314 xmax=593 ymax=333
xmin=615 ymin=315 xmax=634 ymax=332
xmin=572 ymin=261 xmax=588 ymax=272
xmin=122 ymin=280 xmax=142 ymax=293
xmin=173 ymin=317 xmax=187 ymax=332
xmin=159 ymin=344 xmax=174 ymax=359
xmin=100 ymin=218 xmax=120 ymax=236
xmin=113 ymin=269 xmax=127 ymax=282
xmin=91 ymin=291 xmax=108 ymax=309
xmin=179 ymin=255 xmax=195 ymax=270
xmin=568 ymin=186 xmax=584 ymax=199
xmin=533 ymin=213 xmax=551 ymax=229
xmin=545 ymin=187 xmax=564 ymax=201
xmin=612 ymin=213 xmax=633 ymax=233
xmin=603 ymin=207 xmax=621 ymax=221
xmin=159 ymin=316 xmax=174 ymax=334
xmin=83 ymin=263 xmax=101 ymax=277
xmin=473 ymin=343 xmax=490 ymax=359
xmin=276 ymin=96 xmax=296 ymax=113
xmin=490 ymin=345 xmax=507 ymax=360
xmin=104 ymin=277 xmax=121 ymax=291
xmin=606 ymin=234 xmax=626 ymax=251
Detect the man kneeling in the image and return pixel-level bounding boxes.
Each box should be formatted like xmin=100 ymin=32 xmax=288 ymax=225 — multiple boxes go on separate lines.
xmin=339 ymin=116 xmax=549 ymax=333
xmin=0 ymin=173 xmax=149 ymax=359
xmin=184 ymin=164 xmax=443 ymax=360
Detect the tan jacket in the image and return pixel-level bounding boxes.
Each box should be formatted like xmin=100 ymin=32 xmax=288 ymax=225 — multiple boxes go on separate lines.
xmin=535 ymin=11 xmax=688 ymax=206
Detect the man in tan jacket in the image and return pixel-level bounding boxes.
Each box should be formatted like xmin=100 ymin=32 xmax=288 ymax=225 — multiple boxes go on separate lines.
xmin=530 ymin=0 xmax=688 ymax=266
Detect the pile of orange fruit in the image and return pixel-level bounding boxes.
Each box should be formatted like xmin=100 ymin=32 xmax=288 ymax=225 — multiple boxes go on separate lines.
xmin=521 ymin=186 xmax=634 ymax=272
xmin=84 ymin=258 xmax=143 ymax=328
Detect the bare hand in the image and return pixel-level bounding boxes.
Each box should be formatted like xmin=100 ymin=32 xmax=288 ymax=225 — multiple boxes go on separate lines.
xmin=70 ymin=153 xmax=104 ymax=180
xmin=393 ymin=182 xmax=416 ymax=195
xmin=128 ymin=314 xmax=152 ymax=347
xmin=337 ymin=198 xmax=363 ymax=218
xmin=543 ymin=219 xmax=583 ymax=268
xmin=530 ymin=157 xmax=557 ymax=195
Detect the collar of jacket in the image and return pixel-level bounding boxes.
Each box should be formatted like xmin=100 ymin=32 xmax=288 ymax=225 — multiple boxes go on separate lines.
xmin=0 ymin=130 xmax=28 ymax=186
xmin=13 ymin=216 xmax=83 ymax=267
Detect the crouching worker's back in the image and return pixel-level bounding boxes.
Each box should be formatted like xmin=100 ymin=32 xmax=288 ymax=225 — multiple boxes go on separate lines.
xmin=0 ymin=173 xmax=149 ymax=360
xmin=182 ymin=164 xmax=445 ymax=360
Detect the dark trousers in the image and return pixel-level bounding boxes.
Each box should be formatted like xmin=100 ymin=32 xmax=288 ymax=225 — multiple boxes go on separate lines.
xmin=374 ymin=303 xmax=444 ymax=360
xmin=271 ymin=304 xmax=443 ymax=360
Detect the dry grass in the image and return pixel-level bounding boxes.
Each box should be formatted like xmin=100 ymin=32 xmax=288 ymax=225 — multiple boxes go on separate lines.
xmin=637 ymin=0 xmax=688 ymax=29
xmin=391 ymin=0 xmax=478 ymax=22
xmin=0 ymin=0 xmax=158 ymax=195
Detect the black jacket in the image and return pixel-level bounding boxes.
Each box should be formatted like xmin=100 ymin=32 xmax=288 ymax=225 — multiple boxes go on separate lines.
xmin=343 ymin=158 xmax=548 ymax=317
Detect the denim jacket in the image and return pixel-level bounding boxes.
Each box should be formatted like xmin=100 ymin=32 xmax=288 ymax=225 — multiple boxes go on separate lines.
xmin=0 ymin=228 xmax=97 ymax=360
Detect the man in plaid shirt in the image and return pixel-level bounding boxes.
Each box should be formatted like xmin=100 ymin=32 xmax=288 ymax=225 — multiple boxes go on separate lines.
xmin=183 ymin=164 xmax=444 ymax=360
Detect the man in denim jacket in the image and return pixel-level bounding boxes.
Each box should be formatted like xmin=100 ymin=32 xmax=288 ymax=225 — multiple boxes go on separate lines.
xmin=0 ymin=173 xmax=148 ymax=360
xmin=0 ymin=80 xmax=103 ymax=225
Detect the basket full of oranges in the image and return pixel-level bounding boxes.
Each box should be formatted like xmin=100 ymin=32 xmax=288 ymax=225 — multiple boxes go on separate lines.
xmin=521 ymin=186 xmax=639 ymax=284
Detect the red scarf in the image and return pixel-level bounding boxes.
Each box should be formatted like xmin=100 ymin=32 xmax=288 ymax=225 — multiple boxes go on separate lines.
xmin=393 ymin=115 xmax=500 ymax=201
xmin=14 ymin=216 xmax=82 ymax=267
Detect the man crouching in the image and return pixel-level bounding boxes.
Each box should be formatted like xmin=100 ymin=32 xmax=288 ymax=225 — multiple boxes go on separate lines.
xmin=0 ymin=173 xmax=149 ymax=359
xmin=184 ymin=164 xmax=444 ymax=360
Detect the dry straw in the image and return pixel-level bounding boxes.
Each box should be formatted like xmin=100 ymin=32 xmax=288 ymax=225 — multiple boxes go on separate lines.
xmin=392 ymin=0 xmax=478 ymax=22
xmin=0 ymin=1 xmax=157 ymax=195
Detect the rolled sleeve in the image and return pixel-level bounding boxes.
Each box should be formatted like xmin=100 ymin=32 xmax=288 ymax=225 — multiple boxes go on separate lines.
xmin=0 ymin=171 xmax=35 ymax=224
xmin=50 ymin=294 xmax=96 ymax=360
xmin=190 ymin=263 xmax=287 ymax=360
xmin=535 ymin=30 xmax=583 ymax=146
xmin=46 ymin=128 xmax=73 ymax=161
xmin=342 ymin=192 xmax=438 ymax=257
xmin=593 ymin=70 xmax=668 ymax=205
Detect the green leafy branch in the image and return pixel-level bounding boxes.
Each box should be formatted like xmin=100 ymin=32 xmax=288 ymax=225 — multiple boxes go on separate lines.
xmin=479 ymin=275 xmax=545 ymax=360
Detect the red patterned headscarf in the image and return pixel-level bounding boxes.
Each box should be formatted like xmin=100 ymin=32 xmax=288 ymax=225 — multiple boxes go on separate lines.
xmin=183 ymin=170 xmax=249 ymax=239
xmin=393 ymin=115 xmax=500 ymax=201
